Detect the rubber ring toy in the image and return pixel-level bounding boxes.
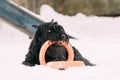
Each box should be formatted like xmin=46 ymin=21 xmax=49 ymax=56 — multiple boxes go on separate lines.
xmin=39 ymin=40 xmax=84 ymax=69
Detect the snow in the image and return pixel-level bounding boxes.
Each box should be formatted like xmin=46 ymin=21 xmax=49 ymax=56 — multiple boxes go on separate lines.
xmin=0 ymin=4 xmax=120 ymax=80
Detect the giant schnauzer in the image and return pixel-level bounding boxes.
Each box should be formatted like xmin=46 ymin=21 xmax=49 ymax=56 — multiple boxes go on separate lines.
xmin=22 ymin=21 xmax=95 ymax=67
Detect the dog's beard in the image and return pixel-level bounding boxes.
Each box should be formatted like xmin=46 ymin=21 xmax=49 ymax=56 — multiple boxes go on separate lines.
xmin=45 ymin=41 xmax=68 ymax=61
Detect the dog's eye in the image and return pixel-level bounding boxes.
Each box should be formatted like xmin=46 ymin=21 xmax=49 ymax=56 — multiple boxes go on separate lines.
xmin=47 ymin=30 xmax=52 ymax=33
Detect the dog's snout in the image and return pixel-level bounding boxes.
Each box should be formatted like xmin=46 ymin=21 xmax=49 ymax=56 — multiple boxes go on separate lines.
xmin=61 ymin=34 xmax=67 ymax=40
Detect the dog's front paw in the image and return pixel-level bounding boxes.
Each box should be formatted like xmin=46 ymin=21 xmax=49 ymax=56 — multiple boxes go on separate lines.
xmin=22 ymin=61 xmax=35 ymax=67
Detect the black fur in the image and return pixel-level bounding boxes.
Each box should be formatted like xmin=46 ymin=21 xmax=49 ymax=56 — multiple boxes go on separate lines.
xmin=22 ymin=21 xmax=95 ymax=67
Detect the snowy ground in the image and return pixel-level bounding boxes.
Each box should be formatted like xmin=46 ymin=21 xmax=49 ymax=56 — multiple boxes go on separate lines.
xmin=0 ymin=5 xmax=120 ymax=80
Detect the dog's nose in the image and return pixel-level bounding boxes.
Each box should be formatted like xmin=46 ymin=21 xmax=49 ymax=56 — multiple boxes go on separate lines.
xmin=61 ymin=34 xmax=67 ymax=40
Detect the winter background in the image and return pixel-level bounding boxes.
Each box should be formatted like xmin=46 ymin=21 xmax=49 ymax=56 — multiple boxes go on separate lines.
xmin=0 ymin=5 xmax=120 ymax=80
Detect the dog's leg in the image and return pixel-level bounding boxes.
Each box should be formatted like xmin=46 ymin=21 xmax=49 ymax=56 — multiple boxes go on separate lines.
xmin=22 ymin=28 xmax=42 ymax=66
xmin=22 ymin=39 xmax=40 ymax=66
xmin=72 ymin=47 xmax=95 ymax=66
xmin=22 ymin=51 xmax=36 ymax=66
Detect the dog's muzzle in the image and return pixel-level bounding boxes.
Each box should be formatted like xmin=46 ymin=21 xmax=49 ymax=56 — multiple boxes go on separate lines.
xmin=61 ymin=34 xmax=67 ymax=40
xmin=60 ymin=34 xmax=69 ymax=42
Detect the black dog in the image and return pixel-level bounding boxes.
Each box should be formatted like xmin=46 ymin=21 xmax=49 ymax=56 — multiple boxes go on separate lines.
xmin=22 ymin=21 xmax=95 ymax=67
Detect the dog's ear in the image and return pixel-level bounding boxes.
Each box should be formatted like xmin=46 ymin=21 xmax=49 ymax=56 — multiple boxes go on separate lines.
xmin=34 ymin=28 xmax=42 ymax=42
xmin=32 ymin=24 xmax=39 ymax=28
xmin=29 ymin=25 xmax=42 ymax=47
xmin=32 ymin=24 xmax=43 ymax=41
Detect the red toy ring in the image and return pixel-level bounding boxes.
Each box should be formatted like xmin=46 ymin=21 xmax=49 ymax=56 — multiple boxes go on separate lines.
xmin=39 ymin=40 xmax=84 ymax=69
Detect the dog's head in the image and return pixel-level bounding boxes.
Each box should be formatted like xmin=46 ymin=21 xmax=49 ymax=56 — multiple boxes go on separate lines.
xmin=33 ymin=21 xmax=69 ymax=46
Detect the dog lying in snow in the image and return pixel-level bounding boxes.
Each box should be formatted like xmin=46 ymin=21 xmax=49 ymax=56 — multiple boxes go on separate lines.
xmin=22 ymin=21 xmax=95 ymax=67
